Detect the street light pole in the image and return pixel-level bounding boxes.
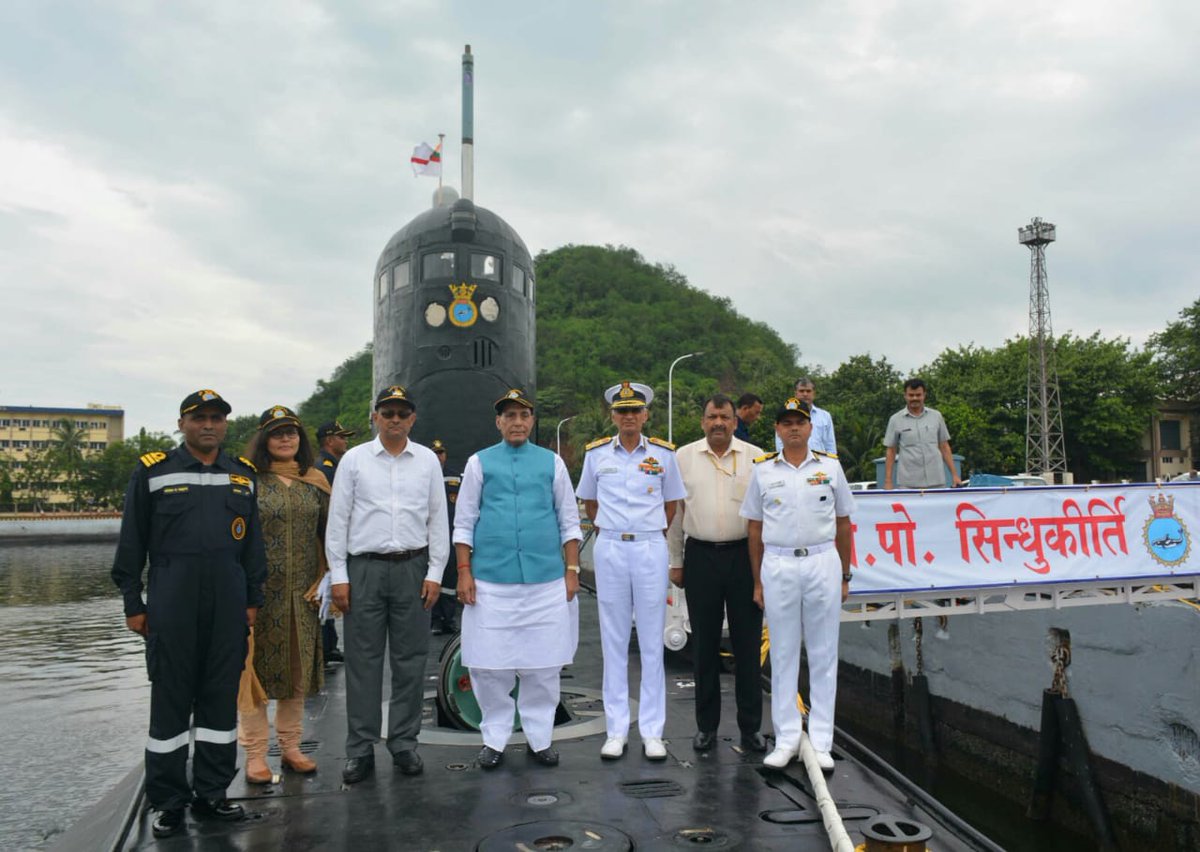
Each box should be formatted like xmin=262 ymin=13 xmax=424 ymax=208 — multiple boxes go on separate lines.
xmin=667 ymin=352 xmax=702 ymax=445
xmin=555 ymin=416 xmax=575 ymax=456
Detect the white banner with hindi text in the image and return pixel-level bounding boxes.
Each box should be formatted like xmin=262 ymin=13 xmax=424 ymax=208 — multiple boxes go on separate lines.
xmin=848 ymin=482 xmax=1200 ymax=593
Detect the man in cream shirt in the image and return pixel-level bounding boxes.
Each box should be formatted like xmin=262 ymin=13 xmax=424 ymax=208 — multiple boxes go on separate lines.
xmin=668 ymin=393 xmax=766 ymax=754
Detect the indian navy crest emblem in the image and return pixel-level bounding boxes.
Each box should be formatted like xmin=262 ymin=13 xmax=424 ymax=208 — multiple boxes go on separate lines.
xmin=618 ymin=382 xmax=635 ymax=400
xmin=1143 ymin=493 xmax=1190 ymax=567
xmin=448 ymin=283 xmax=479 ymax=328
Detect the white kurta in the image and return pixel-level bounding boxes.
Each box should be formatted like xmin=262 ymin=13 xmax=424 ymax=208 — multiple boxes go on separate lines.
xmin=461 ymin=577 xmax=577 ymax=670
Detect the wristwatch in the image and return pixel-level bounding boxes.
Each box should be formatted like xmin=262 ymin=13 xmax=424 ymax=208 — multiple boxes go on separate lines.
xmin=842 ymin=572 xmax=853 ymax=582
xmin=566 ymin=564 xmax=581 ymax=574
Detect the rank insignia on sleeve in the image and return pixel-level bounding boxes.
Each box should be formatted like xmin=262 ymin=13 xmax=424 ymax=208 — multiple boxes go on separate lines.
xmin=648 ymin=436 xmax=675 ymax=451
xmin=230 ymin=474 xmax=252 ymax=487
xmin=585 ymin=436 xmax=614 ymax=451
xmin=813 ymin=449 xmax=839 ymax=459
xmin=139 ymin=451 xmax=167 ymax=468
xmin=237 ymin=456 xmax=258 ymax=472
xmin=322 ymin=459 xmax=334 ymax=467
xmin=753 ymin=452 xmax=779 ymax=464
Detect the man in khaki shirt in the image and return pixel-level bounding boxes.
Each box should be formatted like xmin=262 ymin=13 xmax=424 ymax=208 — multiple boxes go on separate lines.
xmin=668 ymin=393 xmax=766 ymax=753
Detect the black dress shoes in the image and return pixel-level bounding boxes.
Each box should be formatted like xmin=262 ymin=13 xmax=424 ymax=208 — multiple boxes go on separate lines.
xmin=528 ymin=747 xmax=559 ymax=766
xmin=152 ymin=809 xmax=184 ymax=838
xmin=740 ymin=731 xmax=767 ymax=753
xmin=191 ymin=797 xmax=245 ymax=821
xmin=692 ymin=731 xmax=717 ymax=752
xmin=342 ymin=753 xmax=375 ymax=784
xmin=393 ymin=750 xmax=424 ymax=776
xmin=325 ymin=648 xmax=344 ymax=663
xmin=477 ymin=746 xmax=505 ymax=769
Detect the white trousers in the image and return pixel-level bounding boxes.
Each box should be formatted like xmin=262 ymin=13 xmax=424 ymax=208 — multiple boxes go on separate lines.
xmin=593 ymin=535 xmax=668 ymax=739
xmin=761 ymin=548 xmax=841 ymax=752
xmin=470 ymin=666 xmax=561 ymax=752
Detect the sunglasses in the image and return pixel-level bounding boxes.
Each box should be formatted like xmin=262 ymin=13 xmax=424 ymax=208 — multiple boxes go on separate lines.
xmin=377 ymin=408 xmax=413 ymax=420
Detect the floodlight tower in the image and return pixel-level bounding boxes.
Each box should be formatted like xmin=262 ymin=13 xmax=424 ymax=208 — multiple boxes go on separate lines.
xmin=1018 ymin=217 xmax=1067 ymax=481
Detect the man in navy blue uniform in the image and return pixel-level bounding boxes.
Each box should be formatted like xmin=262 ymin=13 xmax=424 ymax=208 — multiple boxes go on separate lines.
xmin=111 ymin=389 xmax=266 ymax=838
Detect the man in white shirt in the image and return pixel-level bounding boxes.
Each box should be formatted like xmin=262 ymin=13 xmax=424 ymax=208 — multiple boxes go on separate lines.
xmin=667 ymin=393 xmax=766 ymax=754
xmin=741 ymin=398 xmax=855 ymax=772
xmin=775 ymin=377 xmax=837 ymax=456
xmin=326 ymin=386 xmax=449 ymax=784
xmin=453 ymin=389 xmax=582 ymax=769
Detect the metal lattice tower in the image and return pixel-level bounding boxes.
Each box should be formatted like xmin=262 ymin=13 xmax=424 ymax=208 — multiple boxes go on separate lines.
xmin=1019 ymin=217 xmax=1067 ymax=477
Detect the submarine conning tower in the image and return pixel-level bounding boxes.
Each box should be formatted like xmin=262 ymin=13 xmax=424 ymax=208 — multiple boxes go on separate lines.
xmin=372 ymin=194 xmax=537 ymax=473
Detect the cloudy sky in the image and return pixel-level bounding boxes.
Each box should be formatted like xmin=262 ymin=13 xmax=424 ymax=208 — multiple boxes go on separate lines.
xmin=2 ymin=1 xmax=1197 ymax=435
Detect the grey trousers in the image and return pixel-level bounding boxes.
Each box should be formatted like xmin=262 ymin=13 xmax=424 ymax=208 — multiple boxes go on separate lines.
xmin=344 ymin=553 xmax=430 ymax=757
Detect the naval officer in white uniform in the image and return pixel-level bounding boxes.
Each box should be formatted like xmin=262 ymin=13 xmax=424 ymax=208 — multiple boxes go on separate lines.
xmin=741 ymin=398 xmax=855 ymax=772
xmin=453 ymin=389 xmax=582 ymax=769
xmin=576 ymin=381 xmax=686 ymax=760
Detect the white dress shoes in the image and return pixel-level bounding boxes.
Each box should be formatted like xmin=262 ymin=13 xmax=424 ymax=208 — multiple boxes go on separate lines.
xmin=763 ymin=745 xmax=797 ymax=768
xmin=600 ymin=736 xmax=627 ymax=760
xmin=642 ymin=738 xmax=667 ymax=760
xmin=814 ymin=749 xmax=835 ymax=771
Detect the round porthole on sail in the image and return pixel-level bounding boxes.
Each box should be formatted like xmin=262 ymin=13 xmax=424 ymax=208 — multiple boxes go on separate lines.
xmin=480 ymin=296 xmax=500 ymax=322
xmin=425 ymin=303 xmax=447 ymax=327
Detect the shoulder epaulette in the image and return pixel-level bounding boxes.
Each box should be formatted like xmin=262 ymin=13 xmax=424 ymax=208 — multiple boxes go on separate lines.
xmin=236 ymin=456 xmax=258 ymax=473
xmin=813 ymin=449 xmax=839 ymax=460
xmin=139 ymin=451 xmax=167 ymax=468
xmin=585 ymin=436 xmax=614 ymax=451
xmin=753 ymin=452 xmax=779 ymax=464
xmin=648 ymin=436 xmax=676 ymax=451
xmin=322 ymin=458 xmax=334 ymax=467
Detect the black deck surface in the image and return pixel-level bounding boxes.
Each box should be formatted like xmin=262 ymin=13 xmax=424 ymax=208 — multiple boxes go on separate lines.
xmin=72 ymin=587 xmax=996 ymax=851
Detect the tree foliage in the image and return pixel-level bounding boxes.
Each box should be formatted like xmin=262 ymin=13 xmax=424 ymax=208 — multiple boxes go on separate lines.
xmin=535 ymin=245 xmax=804 ymax=465
xmin=1147 ymin=297 xmax=1200 ymax=403
xmin=921 ymin=334 xmax=1158 ymax=482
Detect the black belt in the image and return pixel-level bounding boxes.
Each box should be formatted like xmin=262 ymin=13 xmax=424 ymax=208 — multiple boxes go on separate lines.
xmin=688 ymin=538 xmax=748 ymax=550
xmin=361 ymin=548 xmax=428 ymax=562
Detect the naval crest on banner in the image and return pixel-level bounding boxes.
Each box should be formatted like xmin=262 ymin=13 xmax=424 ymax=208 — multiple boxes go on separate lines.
xmin=448 ymin=283 xmax=479 ymax=327
xmin=1143 ymin=492 xmax=1190 ymax=567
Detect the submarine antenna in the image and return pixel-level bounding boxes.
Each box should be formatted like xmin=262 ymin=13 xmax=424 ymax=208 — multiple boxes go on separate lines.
xmin=462 ymin=44 xmax=474 ymax=201
xmin=436 ymin=132 xmax=445 ymax=206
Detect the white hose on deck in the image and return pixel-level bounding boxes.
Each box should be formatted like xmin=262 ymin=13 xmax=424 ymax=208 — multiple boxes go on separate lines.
xmin=799 ymin=732 xmax=856 ymax=852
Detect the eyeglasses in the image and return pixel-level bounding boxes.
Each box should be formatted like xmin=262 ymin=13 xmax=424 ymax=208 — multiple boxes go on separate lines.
xmin=613 ymin=407 xmax=645 ymax=415
xmin=377 ymin=408 xmax=413 ymax=420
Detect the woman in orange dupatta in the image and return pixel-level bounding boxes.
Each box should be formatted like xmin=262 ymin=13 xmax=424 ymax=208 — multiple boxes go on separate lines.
xmin=237 ymin=406 xmax=331 ymax=782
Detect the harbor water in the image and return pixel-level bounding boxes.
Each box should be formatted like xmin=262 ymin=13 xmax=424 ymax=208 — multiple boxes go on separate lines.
xmin=0 ymin=542 xmax=147 ymax=851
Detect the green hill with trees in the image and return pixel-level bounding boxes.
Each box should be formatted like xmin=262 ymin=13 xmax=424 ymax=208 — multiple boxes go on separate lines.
xmin=7 ymin=247 xmax=1196 ymax=510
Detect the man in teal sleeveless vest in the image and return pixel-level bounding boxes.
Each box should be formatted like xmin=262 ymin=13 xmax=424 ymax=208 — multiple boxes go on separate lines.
xmin=454 ymin=389 xmax=582 ymax=769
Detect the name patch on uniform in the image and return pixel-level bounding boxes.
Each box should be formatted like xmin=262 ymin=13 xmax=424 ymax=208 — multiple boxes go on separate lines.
xmin=230 ymin=474 xmax=252 ymax=487
xmin=162 ymin=485 xmax=190 ymax=495
xmin=806 ymin=472 xmax=831 ymax=485
xmin=231 ymin=516 xmax=246 ymax=541
xmin=598 ymin=466 xmax=620 ymax=475
xmin=638 ymin=457 xmax=663 ymax=476
xmin=767 ymin=480 xmax=785 ymax=489
xmin=231 ymin=486 xmax=251 ymax=497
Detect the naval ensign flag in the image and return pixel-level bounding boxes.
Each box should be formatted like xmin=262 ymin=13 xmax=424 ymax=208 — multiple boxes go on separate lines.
xmin=411 ymin=141 xmax=443 ymax=177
